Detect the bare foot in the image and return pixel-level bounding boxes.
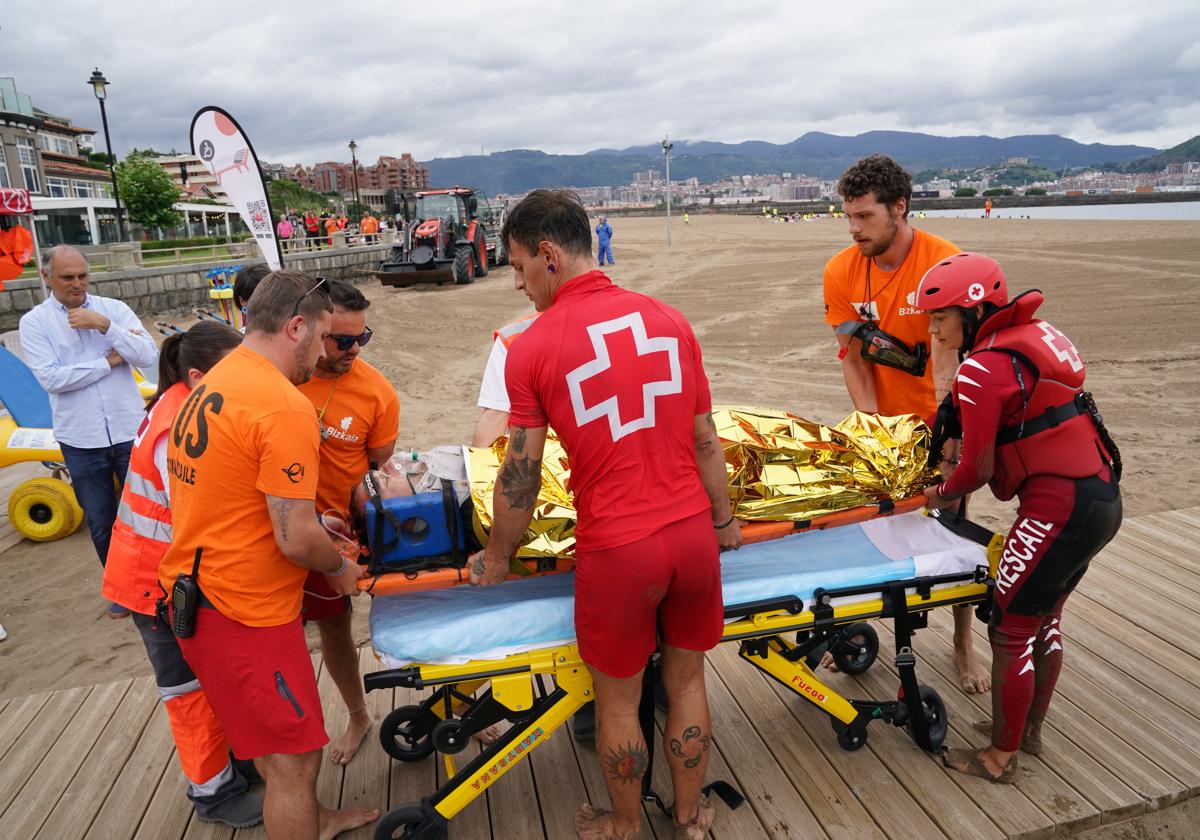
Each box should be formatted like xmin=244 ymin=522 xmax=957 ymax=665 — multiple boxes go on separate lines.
xmin=318 ymin=805 xmax=379 ymax=840
xmin=673 ymin=795 xmax=716 ymax=839
xmin=329 ymin=710 xmax=373 ymax=765
xmin=574 ymin=803 xmax=640 ymax=839
xmin=942 ymin=747 xmax=1016 ymax=784
xmin=472 ymin=724 xmax=501 ymax=746
xmin=818 ymin=650 xmax=841 ymax=672
xmin=954 ymin=646 xmax=990 ymax=694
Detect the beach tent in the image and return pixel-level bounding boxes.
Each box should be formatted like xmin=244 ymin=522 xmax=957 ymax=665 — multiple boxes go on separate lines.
xmin=0 ymin=187 xmax=47 ymax=299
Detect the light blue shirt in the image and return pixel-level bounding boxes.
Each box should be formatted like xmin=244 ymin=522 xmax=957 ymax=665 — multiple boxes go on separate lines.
xmin=18 ymin=293 xmax=158 ymax=448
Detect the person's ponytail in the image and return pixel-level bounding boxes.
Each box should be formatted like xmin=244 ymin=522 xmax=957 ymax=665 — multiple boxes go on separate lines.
xmin=151 ymin=332 xmax=186 ymax=407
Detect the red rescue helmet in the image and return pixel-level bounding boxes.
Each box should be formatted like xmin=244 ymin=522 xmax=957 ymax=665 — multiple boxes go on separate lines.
xmin=915 ymin=252 xmax=1008 ymax=311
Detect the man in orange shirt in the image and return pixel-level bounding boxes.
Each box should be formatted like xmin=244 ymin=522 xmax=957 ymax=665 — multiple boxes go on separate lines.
xmin=360 ymin=212 xmax=379 ymax=245
xmin=822 ymin=154 xmax=989 ymax=694
xmin=295 ymin=279 xmax=399 ymax=765
xmin=160 ymin=271 xmax=377 ymax=839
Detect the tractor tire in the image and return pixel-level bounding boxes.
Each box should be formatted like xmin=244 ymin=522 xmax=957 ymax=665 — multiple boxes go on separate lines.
xmin=453 ymin=245 xmax=475 ymax=285
xmin=8 ymin=477 xmax=84 ymax=542
xmin=475 ymin=230 xmax=489 ymax=277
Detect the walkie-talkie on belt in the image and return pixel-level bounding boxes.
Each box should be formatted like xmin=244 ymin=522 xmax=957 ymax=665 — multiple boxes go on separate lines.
xmin=171 ymin=547 xmax=203 ymax=639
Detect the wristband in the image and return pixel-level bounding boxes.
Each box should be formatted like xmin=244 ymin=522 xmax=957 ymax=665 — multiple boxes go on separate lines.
xmin=714 ymin=514 xmax=735 ymax=530
xmin=324 ymin=557 xmax=348 ymax=577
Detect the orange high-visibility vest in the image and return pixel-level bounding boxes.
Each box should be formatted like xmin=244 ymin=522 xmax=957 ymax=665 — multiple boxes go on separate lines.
xmin=102 ymin=382 xmax=188 ymax=615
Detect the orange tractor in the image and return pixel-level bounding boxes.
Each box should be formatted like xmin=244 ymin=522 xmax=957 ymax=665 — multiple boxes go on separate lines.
xmin=378 ymin=188 xmax=503 ymax=287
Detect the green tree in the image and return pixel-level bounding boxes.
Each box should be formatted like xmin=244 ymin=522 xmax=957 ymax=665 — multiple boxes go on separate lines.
xmin=1024 ymin=187 xmax=1047 ymax=196
xmin=268 ymin=178 xmax=331 ymax=213
xmin=954 ymin=187 xmax=978 ymax=197
xmin=115 ymin=155 xmax=183 ymax=228
xmin=982 ymin=187 xmax=1013 ymax=196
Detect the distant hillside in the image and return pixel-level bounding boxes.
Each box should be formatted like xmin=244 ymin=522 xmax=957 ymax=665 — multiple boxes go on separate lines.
xmin=423 ymin=131 xmax=1159 ymax=194
xmin=1114 ymin=135 xmax=1200 ymax=172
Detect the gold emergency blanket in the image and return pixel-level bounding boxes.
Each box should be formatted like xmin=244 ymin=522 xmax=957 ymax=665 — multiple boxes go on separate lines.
xmin=468 ymin=406 xmax=937 ymax=558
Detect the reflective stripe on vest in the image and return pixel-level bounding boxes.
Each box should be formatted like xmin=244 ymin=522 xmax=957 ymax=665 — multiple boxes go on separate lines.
xmin=492 ymin=314 xmax=538 ymax=348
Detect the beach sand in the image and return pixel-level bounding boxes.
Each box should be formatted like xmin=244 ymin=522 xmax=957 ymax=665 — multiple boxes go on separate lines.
xmin=1 ymin=214 xmax=1197 ymax=701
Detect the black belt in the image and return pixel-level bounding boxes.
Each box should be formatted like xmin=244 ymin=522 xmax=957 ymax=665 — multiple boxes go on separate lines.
xmin=996 ymin=393 xmax=1086 ymax=446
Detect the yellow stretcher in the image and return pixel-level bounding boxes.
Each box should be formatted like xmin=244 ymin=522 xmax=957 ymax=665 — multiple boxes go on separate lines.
xmin=362 ymin=509 xmax=1001 ymax=840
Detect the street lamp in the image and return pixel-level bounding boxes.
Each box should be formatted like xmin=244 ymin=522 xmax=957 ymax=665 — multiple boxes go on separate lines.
xmin=348 ymin=139 xmax=362 ymax=216
xmin=87 ymin=68 xmax=126 ymax=242
xmin=661 ymin=135 xmax=674 ymax=246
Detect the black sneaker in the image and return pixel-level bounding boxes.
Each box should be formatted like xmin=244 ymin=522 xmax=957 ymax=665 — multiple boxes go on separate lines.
xmin=572 ymin=701 xmax=596 ymax=742
xmin=196 ymin=792 xmax=264 ymax=828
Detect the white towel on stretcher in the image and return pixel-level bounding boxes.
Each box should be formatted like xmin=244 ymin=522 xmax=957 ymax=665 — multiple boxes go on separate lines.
xmin=369 ymin=512 xmax=987 ymax=668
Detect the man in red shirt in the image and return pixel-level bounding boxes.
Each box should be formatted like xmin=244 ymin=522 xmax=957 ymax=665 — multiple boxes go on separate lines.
xmin=469 ymin=190 xmax=740 ymax=840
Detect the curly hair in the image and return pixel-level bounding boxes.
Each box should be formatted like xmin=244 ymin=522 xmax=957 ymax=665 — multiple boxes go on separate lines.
xmin=837 ymin=155 xmax=913 ymax=216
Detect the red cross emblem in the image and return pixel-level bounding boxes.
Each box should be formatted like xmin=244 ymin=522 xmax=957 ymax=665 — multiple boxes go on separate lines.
xmin=1037 ymin=323 xmax=1083 ymax=373
xmin=565 ymin=312 xmax=682 ymax=441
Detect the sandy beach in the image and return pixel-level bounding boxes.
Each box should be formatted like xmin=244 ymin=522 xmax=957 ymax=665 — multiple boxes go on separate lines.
xmin=1 ymin=214 xmax=1197 ymax=701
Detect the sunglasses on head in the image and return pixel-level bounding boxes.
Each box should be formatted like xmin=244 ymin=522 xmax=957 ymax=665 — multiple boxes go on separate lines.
xmin=329 ymin=327 xmax=373 ymax=351
xmin=290 ymin=276 xmax=328 ymax=318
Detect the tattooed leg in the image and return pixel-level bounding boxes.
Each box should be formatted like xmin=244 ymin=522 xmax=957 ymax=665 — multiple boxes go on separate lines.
xmin=587 ymin=664 xmax=648 ymax=839
xmin=659 ymin=645 xmax=712 ymax=827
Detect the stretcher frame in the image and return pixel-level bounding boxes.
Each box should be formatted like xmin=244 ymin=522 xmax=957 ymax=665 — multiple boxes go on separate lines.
xmin=363 ymin=510 xmax=1001 ymax=840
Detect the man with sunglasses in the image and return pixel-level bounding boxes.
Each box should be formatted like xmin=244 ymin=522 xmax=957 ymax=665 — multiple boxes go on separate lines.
xmin=295 ymin=278 xmax=400 ymax=765
xmin=821 ymin=154 xmax=990 ymax=696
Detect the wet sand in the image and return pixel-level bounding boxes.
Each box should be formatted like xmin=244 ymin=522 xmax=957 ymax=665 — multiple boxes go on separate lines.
xmin=2 ymin=214 xmax=1197 ymax=700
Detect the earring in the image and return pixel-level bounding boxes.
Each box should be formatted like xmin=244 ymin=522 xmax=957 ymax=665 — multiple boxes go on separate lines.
xmin=548 ymin=265 xmax=556 ymax=274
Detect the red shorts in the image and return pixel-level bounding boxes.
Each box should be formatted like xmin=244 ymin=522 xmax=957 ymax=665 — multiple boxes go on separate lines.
xmin=574 ymin=510 xmax=723 ymax=678
xmin=302 ymin=570 xmax=351 ymax=622
xmin=175 ymin=606 xmax=328 ymax=760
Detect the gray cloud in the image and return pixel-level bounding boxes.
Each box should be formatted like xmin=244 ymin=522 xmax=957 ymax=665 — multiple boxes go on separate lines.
xmin=4 ymin=0 xmax=1197 ymax=168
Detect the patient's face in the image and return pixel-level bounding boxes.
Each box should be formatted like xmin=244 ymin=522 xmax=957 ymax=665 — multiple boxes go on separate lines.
xmin=351 ymin=469 xmax=412 ymax=519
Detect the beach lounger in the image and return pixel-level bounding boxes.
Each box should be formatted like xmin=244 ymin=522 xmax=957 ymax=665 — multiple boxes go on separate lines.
xmin=363 ymin=509 xmax=999 ymax=840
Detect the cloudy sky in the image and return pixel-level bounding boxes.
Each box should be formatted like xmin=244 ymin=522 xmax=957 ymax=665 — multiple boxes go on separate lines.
xmin=6 ymin=0 xmax=1198 ymax=165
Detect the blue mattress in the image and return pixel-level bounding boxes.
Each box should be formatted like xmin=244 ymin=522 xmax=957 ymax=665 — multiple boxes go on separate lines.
xmin=369 ymin=512 xmax=985 ymax=666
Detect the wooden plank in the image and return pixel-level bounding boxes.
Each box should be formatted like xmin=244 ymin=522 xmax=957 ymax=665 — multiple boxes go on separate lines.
xmin=334 ymin=647 xmax=394 ymax=839
xmin=1119 ymin=519 xmax=1200 ymax=572
xmin=928 ymin=612 xmax=1188 ymax=809
xmin=312 ymin=658 xmax=346 ymax=815
xmin=437 ymin=716 xmax=492 ymax=839
xmin=1072 ymin=564 xmax=1200 ymax=658
xmin=707 ymin=644 xmax=884 ymax=839
xmin=873 ymin=623 xmax=1103 ymax=833
xmin=0 ymin=685 xmax=91 ymax=818
xmin=849 ymin=661 xmax=1041 ymax=840
xmin=485 ymin=716 xmax=545 ymax=839
xmin=1092 ymin=545 xmax=1200 ymax=613
xmin=700 ymin=657 xmax=835 ymax=840
xmin=130 ymin=752 xmax=192 ymax=840
xmin=36 ymin=676 xmax=159 ymax=840
xmin=525 ymin=679 xmax=590 ymax=840
xmin=911 ymin=619 xmax=1146 ymax=823
xmin=384 ymin=684 xmax=438 ymax=829
xmin=1144 ymin=510 xmax=1200 ymax=540
xmin=0 ymin=691 xmax=51 ymax=765
xmin=1098 ymin=541 xmax=1200 ymax=597
xmin=84 ymin=706 xmax=177 ymax=840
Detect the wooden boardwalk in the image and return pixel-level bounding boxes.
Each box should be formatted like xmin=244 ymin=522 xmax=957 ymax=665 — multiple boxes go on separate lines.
xmin=2 ymin=507 xmax=1199 ymax=839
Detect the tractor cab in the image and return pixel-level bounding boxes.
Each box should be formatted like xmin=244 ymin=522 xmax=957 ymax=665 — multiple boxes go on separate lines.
xmin=380 ymin=187 xmax=502 ymax=287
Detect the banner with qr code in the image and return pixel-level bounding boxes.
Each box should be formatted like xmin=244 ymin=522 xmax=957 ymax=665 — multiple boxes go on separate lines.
xmin=189 ymin=107 xmax=283 ymax=270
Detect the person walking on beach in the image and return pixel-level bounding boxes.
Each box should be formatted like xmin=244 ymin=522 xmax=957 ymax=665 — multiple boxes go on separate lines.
xmin=821 ymin=154 xmax=990 ymax=694
xmin=595 ymin=215 xmax=614 ymax=265
xmin=469 ymin=190 xmax=741 ymax=840
xmin=919 ymin=253 xmax=1122 ymax=782
xmin=984 ymin=197 xmax=993 ymax=219
xmin=159 ymin=271 xmax=377 ymax=839
xmin=102 ymin=321 xmax=264 ymax=827
xmin=19 ymin=245 xmax=159 ymax=619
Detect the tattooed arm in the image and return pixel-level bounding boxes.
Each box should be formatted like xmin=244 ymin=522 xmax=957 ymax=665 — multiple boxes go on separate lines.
xmin=266 ymin=495 xmax=366 ymax=593
xmin=468 ymin=424 xmax=548 ymax=586
xmin=694 ymin=412 xmax=742 ymax=551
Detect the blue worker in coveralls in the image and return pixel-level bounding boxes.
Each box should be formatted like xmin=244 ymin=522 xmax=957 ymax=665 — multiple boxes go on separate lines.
xmin=595 ymin=216 xmax=614 ymax=266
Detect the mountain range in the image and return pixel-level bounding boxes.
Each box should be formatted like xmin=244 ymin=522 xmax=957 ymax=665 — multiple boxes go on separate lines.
xmin=422 ymin=131 xmax=1161 ymax=195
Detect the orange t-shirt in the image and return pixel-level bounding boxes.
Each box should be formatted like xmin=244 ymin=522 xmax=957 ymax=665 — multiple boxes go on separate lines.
xmin=159 ymin=345 xmax=321 ymax=627
xmin=295 ymin=358 xmax=400 ymax=514
xmin=361 ymin=217 xmax=379 ymax=234
xmin=822 ymin=228 xmax=959 ymax=418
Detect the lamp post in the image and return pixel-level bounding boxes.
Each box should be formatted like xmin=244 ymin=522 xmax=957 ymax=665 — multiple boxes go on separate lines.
xmin=348 ymin=139 xmax=362 ymax=216
xmin=661 ymin=134 xmax=674 ymax=246
xmin=87 ymin=68 xmax=125 ymax=242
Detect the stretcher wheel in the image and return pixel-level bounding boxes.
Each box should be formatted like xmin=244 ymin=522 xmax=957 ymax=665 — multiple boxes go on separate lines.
xmin=7 ymin=477 xmax=84 ymax=542
xmin=830 ymin=623 xmax=879 ymax=675
xmin=432 ymin=719 xmax=467 ymax=754
xmin=830 ymin=718 xmax=868 ymax=751
xmin=904 ymin=685 xmax=949 ymax=749
xmin=375 ymin=805 xmax=445 ymax=840
xmin=380 ymin=705 xmax=435 ymax=762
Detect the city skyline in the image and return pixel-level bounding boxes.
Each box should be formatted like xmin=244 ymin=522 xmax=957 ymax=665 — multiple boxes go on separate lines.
xmin=4 ymin=0 xmax=1197 ymax=166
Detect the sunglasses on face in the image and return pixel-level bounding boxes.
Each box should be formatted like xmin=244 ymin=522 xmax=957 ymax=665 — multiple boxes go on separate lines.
xmin=329 ymin=327 xmax=373 ymax=351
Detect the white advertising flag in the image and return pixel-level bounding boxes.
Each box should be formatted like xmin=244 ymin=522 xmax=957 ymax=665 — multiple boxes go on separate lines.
xmin=189 ymin=107 xmax=282 ymax=269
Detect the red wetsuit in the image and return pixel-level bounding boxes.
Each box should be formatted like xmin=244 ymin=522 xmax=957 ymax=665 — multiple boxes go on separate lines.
xmin=938 ymin=291 xmax=1121 ymax=752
